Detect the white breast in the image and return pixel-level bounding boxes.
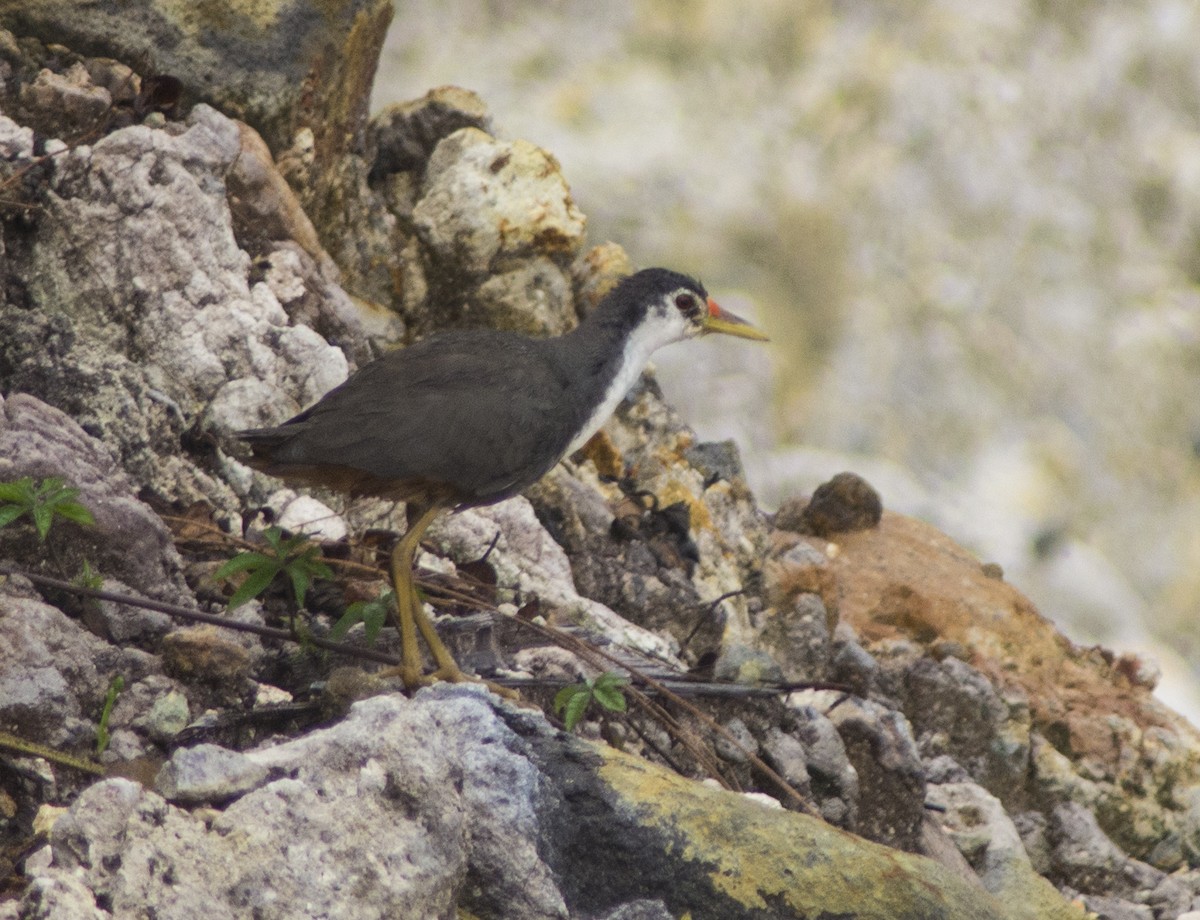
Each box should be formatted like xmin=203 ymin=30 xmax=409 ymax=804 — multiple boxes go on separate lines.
xmin=564 ymin=312 xmax=687 ymax=455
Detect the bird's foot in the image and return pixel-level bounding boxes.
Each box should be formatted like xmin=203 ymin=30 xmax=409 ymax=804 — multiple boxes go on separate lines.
xmin=377 ymin=663 xmax=519 ymax=700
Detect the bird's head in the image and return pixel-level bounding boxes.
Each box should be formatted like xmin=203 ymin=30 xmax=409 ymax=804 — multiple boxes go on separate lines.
xmin=597 ymin=268 xmax=769 ymax=351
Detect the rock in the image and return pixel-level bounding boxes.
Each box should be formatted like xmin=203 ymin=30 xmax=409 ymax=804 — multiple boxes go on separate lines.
xmin=1048 ymin=802 xmax=1165 ymax=899
xmin=594 ymin=901 xmax=674 ymax=920
xmin=821 ymin=512 xmax=1200 ymax=870
xmin=0 ymin=393 xmax=190 ymax=605
xmin=430 ymin=496 xmax=681 ymax=666
xmin=369 ymin=84 xmax=492 ymax=181
xmin=785 ymin=703 xmax=859 ymax=827
xmin=759 ymin=727 xmax=812 ymax=797
xmin=758 ymin=590 xmax=833 ymax=682
xmin=472 ymin=256 xmax=576 ymax=336
xmin=155 ymin=743 xmax=270 ymax=805
xmin=1076 ymin=895 xmax=1153 ymax=920
xmin=0 ymin=103 xmax=350 ymax=511
xmin=714 ymin=717 xmax=759 ymax=765
xmin=17 ymin=690 xmax=1053 ymax=919
xmin=900 ymin=655 xmax=1031 ymax=800
xmin=0 ymin=0 xmax=393 ymax=162
xmin=776 ymin=471 xmax=883 ymax=536
xmin=413 ymin=127 xmax=586 ymax=278
xmin=927 ymin=780 xmax=1079 ymax=919
xmin=80 ymin=578 xmax=174 ymax=644
xmin=683 ymin=439 xmax=749 ymax=487
xmin=160 ymin=626 xmax=253 ymax=690
xmin=0 ymin=578 xmax=150 ymax=749
xmin=828 ymin=622 xmax=882 ymax=693
xmin=806 ymin=690 xmax=926 ymax=851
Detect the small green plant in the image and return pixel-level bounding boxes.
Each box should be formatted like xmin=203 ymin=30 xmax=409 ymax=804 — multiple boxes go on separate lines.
xmin=328 ymin=589 xmax=393 ymax=646
xmin=75 ymin=558 xmax=104 ymax=590
xmin=214 ymin=526 xmax=332 ymax=610
xmin=0 ymin=476 xmax=94 ymax=541
xmin=553 ymin=671 xmax=630 ymax=732
xmin=95 ymin=674 xmax=124 ymax=755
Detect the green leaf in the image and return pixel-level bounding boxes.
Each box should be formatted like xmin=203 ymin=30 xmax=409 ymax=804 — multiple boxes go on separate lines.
xmin=213 ymin=551 xmax=272 ymax=580
xmin=327 ymin=607 xmax=360 ymax=642
xmin=261 ymin=525 xmax=286 ymax=551
xmin=0 ymin=504 xmax=26 ymax=529
xmin=225 ymin=561 xmax=282 ymax=609
xmin=562 ymin=688 xmax=592 ymax=732
xmin=31 ymin=504 xmax=53 ymax=541
xmin=289 ymin=562 xmax=312 ymax=609
xmin=360 ymin=594 xmax=388 ymax=642
xmin=76 ymin=558 xmax=104 ymax=590
xmin=591 ymin=675 xmax=629 ymax=713
xmin=0 ymin=477 xmax=34 ymax=502
xmin=95 ymin=674 xmax=125 ymax=755
xmin=553 ymin=684 xmax=579 ymax=716
xmin=50 ymin=501 xmax=95 ymax=527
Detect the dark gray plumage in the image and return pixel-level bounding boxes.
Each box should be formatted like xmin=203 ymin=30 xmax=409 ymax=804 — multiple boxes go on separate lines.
xmin=238 ymin=268 xmax=714 ymax=507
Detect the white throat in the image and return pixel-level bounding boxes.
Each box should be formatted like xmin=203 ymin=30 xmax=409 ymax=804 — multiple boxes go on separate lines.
xmin=565 ymin=315 xmax=688 ymax=455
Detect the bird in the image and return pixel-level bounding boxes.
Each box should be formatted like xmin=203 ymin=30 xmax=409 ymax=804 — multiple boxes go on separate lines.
xmin=237 ymin=267 xmax=768 ymax=692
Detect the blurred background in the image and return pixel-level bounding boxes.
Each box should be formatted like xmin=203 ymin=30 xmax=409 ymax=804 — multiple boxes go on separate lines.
xmin=374 ymin=0 xmax=1200 ymax=721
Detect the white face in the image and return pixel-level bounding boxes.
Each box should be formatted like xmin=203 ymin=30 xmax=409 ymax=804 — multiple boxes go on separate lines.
xmin=637 ymin=286 xmax=709 ymax=350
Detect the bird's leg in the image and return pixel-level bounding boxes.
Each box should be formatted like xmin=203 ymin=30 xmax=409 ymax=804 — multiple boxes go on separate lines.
xmin=386 ymin=504 xmax=441 ymax=690
xmin=383 ymin=504 xmax=518 ymax=699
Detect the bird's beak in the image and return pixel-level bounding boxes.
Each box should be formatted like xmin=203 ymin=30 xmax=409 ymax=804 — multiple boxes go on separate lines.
xmin=701 ymin=297 xmax=770 ymax=341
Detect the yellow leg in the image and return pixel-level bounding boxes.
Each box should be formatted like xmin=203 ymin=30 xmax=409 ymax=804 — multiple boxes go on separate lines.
xmin=387 ymin=504 xmax=441 ymax=689
xmin=382 ymin=504 xmax=517 ymax=698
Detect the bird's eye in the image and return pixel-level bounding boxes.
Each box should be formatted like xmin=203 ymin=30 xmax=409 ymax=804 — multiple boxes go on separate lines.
xmin=674 ymin=293 xmax=699 ymax=316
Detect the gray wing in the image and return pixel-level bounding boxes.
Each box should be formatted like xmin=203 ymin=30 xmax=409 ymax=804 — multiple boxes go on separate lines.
xmin=243 ymin=330 xmax=578 ymax=501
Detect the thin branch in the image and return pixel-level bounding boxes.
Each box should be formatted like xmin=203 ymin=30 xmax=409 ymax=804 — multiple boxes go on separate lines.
xmin=0 ymin=562 xmax=400 ymax=665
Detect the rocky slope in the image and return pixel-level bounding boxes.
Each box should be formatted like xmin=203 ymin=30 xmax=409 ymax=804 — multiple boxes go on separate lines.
xmin=0 ymin=3 xmax=1196 ymax=919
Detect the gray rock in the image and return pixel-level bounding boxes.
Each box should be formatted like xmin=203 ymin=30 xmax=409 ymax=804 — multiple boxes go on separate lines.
xmin=0 ymin=0 xmax=392 ymax=160
xmin=1049 ymin=801 xmax=1165 ymax=898
xmin=784 ymin=702 xmax=859 ymax=827
xmin=1077 ymin=894 xmax=1153 ymax=920
xmin=0 ymin=579 xmax=143 ymax=748
xmin=927 ymin=781 xmax=1035 ymax=892
xmin=594 ymin=901 xmax=674 ymax=920
xmin=760 ymin=728 xmax=812 ymax=797
xmin=823 ymin=692 xmax=925 ymax=851
xmin=17 ymin=689 xmax=1043 ymax=919
xmin=82 ymin=578 xmax=174 ymax=643
xmin=684 ymin=440 xmax=748 ymax=486
xmin=1 ymin=104 xmax=348 ymax=511
xmin=30 ymin=692 xmax=567 ymax=920
xmin=0 ymin=872 xmax=109 ymax=920
xmin=899 ymin=655 xmax=1031 ymax=799
xmin=472 ymin=256 xmax=575 ymax=336
xmin=155 ymin=743 xmax=271 ymax=805
xmin=758 ymin=590 xmax=832 ymax=682
xmin=714 ymin=717 xmax=759 ymax=764
xmin=0 ymin=393 xmax=190 ymax=605
xmin=828 ymin=622 xmax=881 ymax=693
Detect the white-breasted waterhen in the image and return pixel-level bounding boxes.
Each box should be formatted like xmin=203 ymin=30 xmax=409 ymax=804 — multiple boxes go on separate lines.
xmin=238 ymin=268 xmax=768 ymax=691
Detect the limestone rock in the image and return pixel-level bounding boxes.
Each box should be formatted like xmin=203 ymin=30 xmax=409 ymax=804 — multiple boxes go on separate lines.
xmin=414 ymin=127 xmax=586 ymax=278
xmin=16 ymin=690 xmax=1045 ymax=920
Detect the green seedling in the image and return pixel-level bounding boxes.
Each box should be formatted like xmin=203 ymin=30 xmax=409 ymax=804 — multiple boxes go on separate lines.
xmin=76 ymin=558 xmax=104 ymax=590
xmin=0 ymin=476 xmax=94 ymax=541
xmin=95 ymin=675 xmax=124 ymax=755
xmin=214 ymin=525 xmax=332 ymax=610
xmin=328 ymin=589 xmax=393 ymax=647
xmin=553 ymin=671 xmax=630 ymax=732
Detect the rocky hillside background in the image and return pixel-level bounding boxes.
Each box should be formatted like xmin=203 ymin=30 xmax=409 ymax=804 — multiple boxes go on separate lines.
xmin=375 ymin=0 xmax=1200 ymax=722
xmin=0 ymin=2 xmax=1198 ymax=919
